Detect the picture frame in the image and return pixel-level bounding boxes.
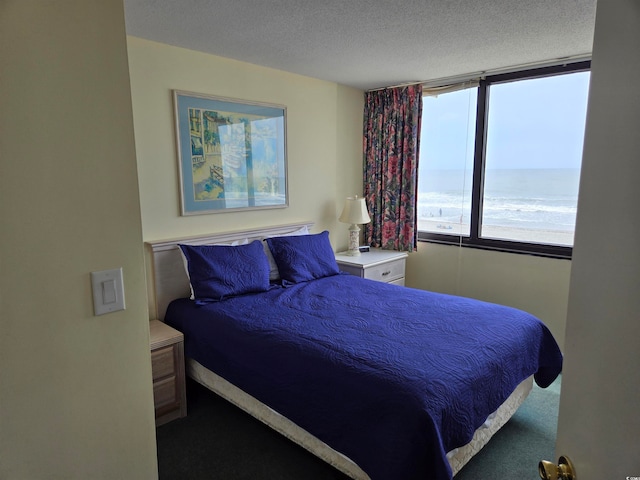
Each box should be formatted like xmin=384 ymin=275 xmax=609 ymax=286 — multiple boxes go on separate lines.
xmin=173 ymin=90 xmax=288 ymax=215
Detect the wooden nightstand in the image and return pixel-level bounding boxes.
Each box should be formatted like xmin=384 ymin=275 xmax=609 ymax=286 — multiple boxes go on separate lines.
xmin=149 ymin=320 xmax=187 ymax=426
xmin=335 ymin=248 xmax=408 ymax=285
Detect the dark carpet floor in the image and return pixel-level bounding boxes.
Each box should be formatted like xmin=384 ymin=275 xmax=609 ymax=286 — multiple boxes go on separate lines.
xmin=454 ymin=375 xmax=561 ymax=480
xmin=156 ymin=376 xmax=561 ymax=479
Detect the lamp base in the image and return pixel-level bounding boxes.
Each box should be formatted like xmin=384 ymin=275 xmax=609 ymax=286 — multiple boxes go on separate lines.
xmin=345 ymin=224 xmax=361 ymax=256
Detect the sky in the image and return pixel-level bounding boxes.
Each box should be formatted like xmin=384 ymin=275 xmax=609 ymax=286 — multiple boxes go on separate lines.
xmin=421 ymin=71 xmax=591 ymax=170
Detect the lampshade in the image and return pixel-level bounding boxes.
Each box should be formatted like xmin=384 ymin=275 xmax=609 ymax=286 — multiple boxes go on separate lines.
xmin=339 ymin=196 xmax=371 ymax=225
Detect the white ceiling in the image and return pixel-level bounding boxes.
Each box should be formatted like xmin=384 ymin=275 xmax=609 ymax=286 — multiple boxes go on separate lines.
xmin=123 ymin=0 xmax=597 ymax=91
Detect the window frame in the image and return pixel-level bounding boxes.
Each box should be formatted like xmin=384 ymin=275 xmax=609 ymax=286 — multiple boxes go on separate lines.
xmin=418 ymin=61 xmax=591 ymax=259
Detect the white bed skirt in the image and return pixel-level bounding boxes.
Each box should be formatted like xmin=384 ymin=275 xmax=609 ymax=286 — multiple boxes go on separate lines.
xmin=187 ymin=359 xmax=533 ymax=479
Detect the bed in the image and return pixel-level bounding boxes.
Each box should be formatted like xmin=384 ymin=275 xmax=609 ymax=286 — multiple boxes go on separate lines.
xmin=146 ymin=222 xmax=562 ymax=480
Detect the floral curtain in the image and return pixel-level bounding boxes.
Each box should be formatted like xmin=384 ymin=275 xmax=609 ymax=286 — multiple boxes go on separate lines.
xmin=363 ymin=84 xmax=422 ymax=252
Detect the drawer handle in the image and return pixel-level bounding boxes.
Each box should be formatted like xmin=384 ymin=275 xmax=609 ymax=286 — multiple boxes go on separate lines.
xmin=382 ymin=270 xmax=391 ymax=276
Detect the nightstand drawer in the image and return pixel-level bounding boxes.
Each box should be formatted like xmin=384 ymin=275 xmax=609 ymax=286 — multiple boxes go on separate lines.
xmin=363 ymin=258 xmax=405 ymax=282
xmin=153 ymin=376 xmax=178 ymax=410
xmin=335 ymin=249 xmax=408 ymax=285
xmin=151 ymin=345 xmax=175 ymax=381
xmin=149 ymin=320 xmax=187 ymax=426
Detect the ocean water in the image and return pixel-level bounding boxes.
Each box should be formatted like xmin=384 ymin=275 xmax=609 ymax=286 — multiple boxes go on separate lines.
xmin=418 ymin=168 xmax=581 ymax=235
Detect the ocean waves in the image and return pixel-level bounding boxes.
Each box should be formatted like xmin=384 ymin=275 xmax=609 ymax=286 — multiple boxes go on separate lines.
xmin=417 ymin=168 xmax=580 ymax=233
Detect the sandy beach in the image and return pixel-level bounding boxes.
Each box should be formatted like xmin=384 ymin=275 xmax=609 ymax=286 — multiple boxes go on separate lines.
xmin=419 ymin=218 xmax=574 ymax=246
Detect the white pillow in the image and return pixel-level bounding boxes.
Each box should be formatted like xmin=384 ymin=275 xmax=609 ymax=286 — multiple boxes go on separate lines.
xmin=179 ymin=238 xmax=250 ymax=299
xmin=262 ymin=226 xmax=309 ymax=282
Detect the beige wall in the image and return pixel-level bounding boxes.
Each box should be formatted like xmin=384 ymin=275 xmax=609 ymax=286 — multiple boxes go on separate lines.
xmin=127 ymin=37 xmax=364 ymax=319
xmin=127 ymin=37 xmax=364 ymax=245
xmin=406 ymin=243 xmax=571 ymax=349
xmin=0 ymin=1 xmax=157 ymax=479
xmin=556 ymin=0 xmax=640 ymax=476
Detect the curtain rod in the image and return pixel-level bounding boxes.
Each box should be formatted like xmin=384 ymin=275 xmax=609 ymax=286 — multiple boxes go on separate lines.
xmin=366 ymin=53 xmax=591 ymax=92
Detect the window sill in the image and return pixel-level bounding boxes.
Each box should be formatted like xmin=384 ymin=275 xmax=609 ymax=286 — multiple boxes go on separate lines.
xmin=417 ymin=235 xmax=573 ymax=260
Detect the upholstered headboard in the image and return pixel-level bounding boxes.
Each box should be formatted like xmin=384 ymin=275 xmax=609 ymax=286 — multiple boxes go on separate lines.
xmin=145 ymin=222 xmax=314 ymax=320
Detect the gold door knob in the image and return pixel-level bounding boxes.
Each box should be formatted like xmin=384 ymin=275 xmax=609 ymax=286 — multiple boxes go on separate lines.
xmin=539 ymin=455 xmax=576 ymax=480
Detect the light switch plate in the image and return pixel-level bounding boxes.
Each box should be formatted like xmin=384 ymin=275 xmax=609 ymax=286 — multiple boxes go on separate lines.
xmin=91 ymin=268 xmax=125 ymax=316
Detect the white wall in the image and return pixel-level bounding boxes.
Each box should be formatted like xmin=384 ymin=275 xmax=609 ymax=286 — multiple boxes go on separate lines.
xmin=556 ymin=0 xmax=640 ymax=477
xmin=0 ymin=1 xmax=157 ymax=479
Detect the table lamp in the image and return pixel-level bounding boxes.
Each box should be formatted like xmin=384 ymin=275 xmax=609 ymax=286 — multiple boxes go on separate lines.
xmin=339 ymin=195 xmax=371 ymax=256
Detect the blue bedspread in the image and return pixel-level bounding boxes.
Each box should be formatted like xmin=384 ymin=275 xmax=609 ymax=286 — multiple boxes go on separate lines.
xmin=165 ymin=274 xmax=562 ymax=480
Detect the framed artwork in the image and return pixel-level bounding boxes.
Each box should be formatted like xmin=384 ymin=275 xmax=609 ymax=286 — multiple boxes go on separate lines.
xmin=173 ymin=90 xmax=288 ymax=215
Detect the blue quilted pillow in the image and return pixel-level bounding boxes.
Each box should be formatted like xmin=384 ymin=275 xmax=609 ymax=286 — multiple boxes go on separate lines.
xmin=178 ymin=240 xmax=270 ymax=301
xmin=265 ymin=231 xmax=339 ymax=284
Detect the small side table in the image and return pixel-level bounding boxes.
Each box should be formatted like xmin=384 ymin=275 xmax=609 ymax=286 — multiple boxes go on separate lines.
xmin=149 ymin=320 xmax=187 ymax=426
xmin=335 ymin=248 xmax=408 ymax=285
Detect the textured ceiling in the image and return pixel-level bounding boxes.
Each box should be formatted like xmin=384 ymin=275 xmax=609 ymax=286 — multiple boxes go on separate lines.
xmin=124 ymin=0 xmax=596 ymax=91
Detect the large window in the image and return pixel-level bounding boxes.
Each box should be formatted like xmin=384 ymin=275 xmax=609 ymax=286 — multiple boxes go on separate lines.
xmin=418 ymin=62 xmax=590 ymax=258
